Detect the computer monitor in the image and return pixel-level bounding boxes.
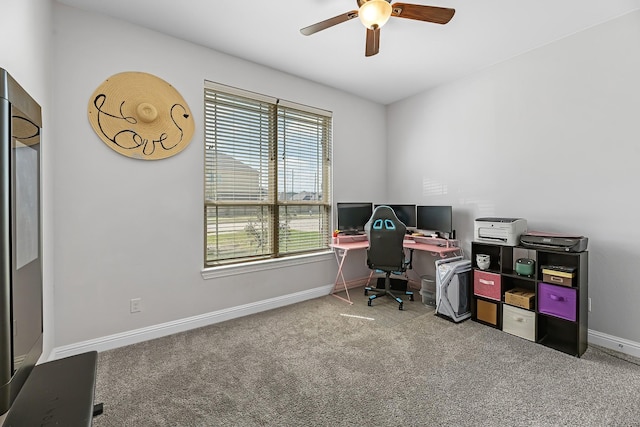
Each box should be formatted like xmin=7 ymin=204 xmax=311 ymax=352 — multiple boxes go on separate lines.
xmin=417 ymin=205 xmax=453 ymax=234
xmin=375 ymin=204 xmax=417 ymax=228
xmin=336 ymin=202 xmax=373 ymax=234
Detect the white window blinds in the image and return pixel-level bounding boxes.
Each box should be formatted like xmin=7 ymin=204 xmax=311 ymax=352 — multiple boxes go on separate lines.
xmin=204 ymin=82 xmax=331 ymax=266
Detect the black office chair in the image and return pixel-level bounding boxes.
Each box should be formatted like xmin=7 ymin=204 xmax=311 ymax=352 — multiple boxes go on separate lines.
xmin=364 ymin=206 xmax=414 ymax=310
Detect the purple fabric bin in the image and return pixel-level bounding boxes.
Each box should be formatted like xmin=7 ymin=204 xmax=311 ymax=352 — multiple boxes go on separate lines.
xmin=538 ymin=283 xmax=577 ymax=321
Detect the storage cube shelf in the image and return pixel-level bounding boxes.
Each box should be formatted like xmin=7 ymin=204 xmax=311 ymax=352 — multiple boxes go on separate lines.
xmin=471 ymin=242 xmax=588 ymax=357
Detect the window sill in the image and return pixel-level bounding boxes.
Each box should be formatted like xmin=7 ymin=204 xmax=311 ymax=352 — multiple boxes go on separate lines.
xmin=201 ymin=250 xmax=334 ymax=280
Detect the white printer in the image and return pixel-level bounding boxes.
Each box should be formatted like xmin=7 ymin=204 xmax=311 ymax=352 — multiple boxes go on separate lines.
xmin=474 ymin=217 xmax=527 ymax=246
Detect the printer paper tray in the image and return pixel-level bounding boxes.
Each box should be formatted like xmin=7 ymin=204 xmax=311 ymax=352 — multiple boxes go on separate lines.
xmin=477 ymin=235 xmax=508 ymax=243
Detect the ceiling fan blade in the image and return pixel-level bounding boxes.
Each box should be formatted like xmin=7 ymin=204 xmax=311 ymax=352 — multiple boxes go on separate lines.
xmin=300 ymin=11 xmax=359 ymax=36
xmin=390 ymin=3 xmax=455 ymax=24
xmin=365 ymin=27 xmax=380 ymax=57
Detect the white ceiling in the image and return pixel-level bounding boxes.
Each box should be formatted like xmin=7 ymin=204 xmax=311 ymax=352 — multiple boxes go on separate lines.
xmin=56 ymin=0 xmax=640 ymax=105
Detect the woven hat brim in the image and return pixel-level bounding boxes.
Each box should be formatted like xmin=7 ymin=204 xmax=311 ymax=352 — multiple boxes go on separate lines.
xmin=88 ymin=71 xmax=194 ymax=160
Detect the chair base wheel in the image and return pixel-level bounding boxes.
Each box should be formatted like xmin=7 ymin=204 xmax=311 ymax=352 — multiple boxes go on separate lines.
xmin=366 ymin=286 xmax=412 ymax=310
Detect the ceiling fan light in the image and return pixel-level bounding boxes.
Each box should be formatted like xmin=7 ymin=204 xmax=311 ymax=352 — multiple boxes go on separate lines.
xmin=358 ymin=0 xmax=392 ymax=29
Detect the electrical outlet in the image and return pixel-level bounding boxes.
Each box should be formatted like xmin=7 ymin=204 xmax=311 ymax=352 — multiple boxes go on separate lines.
xmin=588 ymin=297 xmax=592 ymax=312
xmin=130 ymin=298 xmax=142 ymax=313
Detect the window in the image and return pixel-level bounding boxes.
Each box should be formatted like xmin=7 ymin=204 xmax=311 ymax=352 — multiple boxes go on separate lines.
xmin=204 ymin=82 xmax=332 ymax=267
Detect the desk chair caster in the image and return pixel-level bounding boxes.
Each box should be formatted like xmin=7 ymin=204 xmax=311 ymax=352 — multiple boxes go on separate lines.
xmin=364 ymin=287 xmax=414 ymax=299
xmin=366 ymin=291 xmax=413 ymax=310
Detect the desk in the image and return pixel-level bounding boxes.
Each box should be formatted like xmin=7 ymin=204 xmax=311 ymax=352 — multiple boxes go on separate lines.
xmin=330 ymin=238 xmax=462 ymax=304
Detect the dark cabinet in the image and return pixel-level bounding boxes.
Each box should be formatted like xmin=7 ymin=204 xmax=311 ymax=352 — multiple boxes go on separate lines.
xmin=471 ymin=242 xmax=588 ymax=357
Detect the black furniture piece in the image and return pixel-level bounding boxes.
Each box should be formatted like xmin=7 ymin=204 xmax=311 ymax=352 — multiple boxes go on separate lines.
xmin=4 ymin=351 xmax=103 ymax=426
xmin=1 ymin=67 xmax=44 ymax=416
xmin=471 ymin=241 xmax=588 ymax=357
xmin=364 ymin=205 xmax=414 ymax=310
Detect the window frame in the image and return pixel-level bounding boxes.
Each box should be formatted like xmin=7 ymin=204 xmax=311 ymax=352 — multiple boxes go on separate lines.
xmin=203 ymin=81 xmax=332 ymax=268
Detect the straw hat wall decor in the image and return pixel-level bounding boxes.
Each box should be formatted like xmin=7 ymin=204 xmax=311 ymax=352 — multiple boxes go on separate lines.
xmin=87 ymin=71 xmax=195 ymax=160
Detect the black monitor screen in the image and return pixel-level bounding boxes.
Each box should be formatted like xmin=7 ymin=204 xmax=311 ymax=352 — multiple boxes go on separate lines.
xmin=417 ymin=205 xmax=452 ymax=233
xmin=375 ymin=204 xmax=416 ymax=228
xmin=336 ymin=202 xmax=373 ymax=233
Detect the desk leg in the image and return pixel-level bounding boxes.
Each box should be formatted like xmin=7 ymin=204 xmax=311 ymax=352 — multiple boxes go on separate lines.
xmin=332 ymin=248 xmax=353 ymax=304
xmin=365 ymin=270 xmax=374 ymax=288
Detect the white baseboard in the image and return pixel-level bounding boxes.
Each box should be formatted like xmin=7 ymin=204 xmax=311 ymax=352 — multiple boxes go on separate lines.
xmin=338 ymin=276 xmax=371 ymax=290
xmin=50 ymin=285 xmax=640 ymax=362
xmin=50 ymin=284 xmax=334 ymax=361
xmin=588 ymin=329 xmax=640 ymax=359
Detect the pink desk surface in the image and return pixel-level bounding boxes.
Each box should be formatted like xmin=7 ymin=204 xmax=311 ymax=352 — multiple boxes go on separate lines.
xmin=331 ymin=239 xmax=460 ymax=255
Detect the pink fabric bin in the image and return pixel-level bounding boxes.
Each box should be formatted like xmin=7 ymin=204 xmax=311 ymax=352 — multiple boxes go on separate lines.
xmin=473 ymin=270 xmax=501 ymax=301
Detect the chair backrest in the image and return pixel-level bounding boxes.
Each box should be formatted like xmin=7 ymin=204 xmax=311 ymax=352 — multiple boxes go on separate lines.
xmin=365 ymin=205 xmax=407 ymax=273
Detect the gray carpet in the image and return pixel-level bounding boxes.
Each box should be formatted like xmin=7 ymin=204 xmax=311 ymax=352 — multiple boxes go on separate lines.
xmin=93 ymin=290 xmax=640 ymax=426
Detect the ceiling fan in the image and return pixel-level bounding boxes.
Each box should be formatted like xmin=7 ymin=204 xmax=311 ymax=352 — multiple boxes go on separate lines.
xmin=300 ymin=0 xmax=455 ymax=57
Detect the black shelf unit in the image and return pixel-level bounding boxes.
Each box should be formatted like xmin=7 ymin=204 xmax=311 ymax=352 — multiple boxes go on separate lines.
xmin=471 ymin=242 xmax=588 ymax=357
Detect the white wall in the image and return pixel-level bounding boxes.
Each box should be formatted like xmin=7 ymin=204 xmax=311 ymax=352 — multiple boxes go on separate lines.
xmin=387 ymin=10 xmax=640 ymax=344
xmin=50 ymin=3 xmax=386 ymax=348
xmin=45 ymin=2 xmax=640 ymax=353
xmin=0 ymin=0 xmax=54 ymax=358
